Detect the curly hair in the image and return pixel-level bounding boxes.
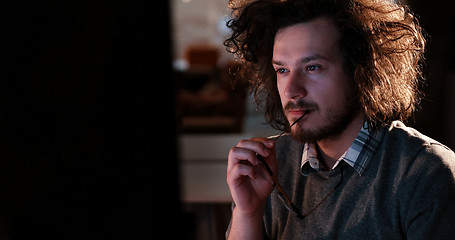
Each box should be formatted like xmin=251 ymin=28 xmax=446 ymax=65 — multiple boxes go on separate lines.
xmin=224 ymin=0 xmax=426 ymax=131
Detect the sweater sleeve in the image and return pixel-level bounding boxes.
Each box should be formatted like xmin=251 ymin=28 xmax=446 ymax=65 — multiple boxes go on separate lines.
xmin=401 ymin=143 xmax=455 ymax=240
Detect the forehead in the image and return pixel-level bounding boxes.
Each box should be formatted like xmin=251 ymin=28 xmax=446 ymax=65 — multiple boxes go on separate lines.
xmin=273 ymin=17 xmax=341 ymax=62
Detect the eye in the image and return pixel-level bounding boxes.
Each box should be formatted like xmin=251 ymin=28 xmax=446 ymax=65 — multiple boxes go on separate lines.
xmin=305 ymin=65 xmax=322 ymax=72
xmin=275 ymin=68 xmax=289 ymax=74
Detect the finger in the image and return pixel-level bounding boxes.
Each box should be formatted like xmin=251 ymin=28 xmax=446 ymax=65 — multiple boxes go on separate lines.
xmin=227 ymin=163 xmax=255 ymax=184
xmin=236 ymin=139 xmax=272 ymax=158
xmin=251 ymin=137 xmax=275 ymax=149
xmin=227 ymin=146 xmax=260 ymax=171
xmin=251 ymin=139 xmax=278 ymax=177
xmin=256 ymin=154 xmax=274 ymax=176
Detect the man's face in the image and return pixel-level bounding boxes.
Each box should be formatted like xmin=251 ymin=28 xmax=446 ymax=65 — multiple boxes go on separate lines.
xmin=273 ymin=17 xmax=360 ymax=143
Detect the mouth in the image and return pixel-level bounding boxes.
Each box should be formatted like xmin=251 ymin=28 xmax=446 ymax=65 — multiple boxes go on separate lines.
xmin=287 ymin=109 xmax=312 ymax=119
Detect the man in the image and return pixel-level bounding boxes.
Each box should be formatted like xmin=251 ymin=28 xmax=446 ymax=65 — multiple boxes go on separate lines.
xmin=224 ymin=0 xmax=455 ymax=239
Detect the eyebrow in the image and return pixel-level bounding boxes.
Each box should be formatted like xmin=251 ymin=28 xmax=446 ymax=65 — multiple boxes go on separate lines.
xmin=272 ymin=54 xmax=328 ymax=66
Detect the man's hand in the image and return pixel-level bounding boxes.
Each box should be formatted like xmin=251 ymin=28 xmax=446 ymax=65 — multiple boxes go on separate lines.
xmin=227 ymin=137 xmax=277 ymax=218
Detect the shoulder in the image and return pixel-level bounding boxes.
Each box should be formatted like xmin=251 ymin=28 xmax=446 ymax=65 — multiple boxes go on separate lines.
xmin=382 ymin=121 xmax=455 ymax=197
xmin=376 ymin=121 xmax=455 ymax=196
xmin=387 ymin=121 xmax=447 ymax=147
xmin=385 ymin=122 xmax=455 ymax=238
xmin=384 ymin=121 xmax=455 ymax=164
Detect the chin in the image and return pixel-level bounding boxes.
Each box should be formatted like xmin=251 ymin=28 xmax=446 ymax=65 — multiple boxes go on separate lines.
xmin=290 ymin=116 xmax=352 ymax=143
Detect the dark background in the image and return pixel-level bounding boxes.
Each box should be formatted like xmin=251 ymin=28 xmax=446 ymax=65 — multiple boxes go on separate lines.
xmin=2 ymin=0 xmax=180 ymax=239
xmin=408 ymin=0 xmax=455 ymax=148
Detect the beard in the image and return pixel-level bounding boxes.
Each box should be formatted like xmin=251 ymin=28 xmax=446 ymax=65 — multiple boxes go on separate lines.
xmin=286 ymin=94 xmax=361 ymax=143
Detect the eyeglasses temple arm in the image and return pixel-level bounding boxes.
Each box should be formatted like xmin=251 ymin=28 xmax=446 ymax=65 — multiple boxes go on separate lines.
xmin=257 ymin=154 xmax=304 ymax=217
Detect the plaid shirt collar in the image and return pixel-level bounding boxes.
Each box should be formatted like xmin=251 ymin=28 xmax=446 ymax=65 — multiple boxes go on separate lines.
xmin=301 ymin=123 xmax=385 ymax=176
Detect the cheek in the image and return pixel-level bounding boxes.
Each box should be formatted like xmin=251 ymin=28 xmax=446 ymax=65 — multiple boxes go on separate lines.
xmin=276 ymin=80 xmax=287 ymax=108
xmin=322 ymin=80 xmax=354 ymax=111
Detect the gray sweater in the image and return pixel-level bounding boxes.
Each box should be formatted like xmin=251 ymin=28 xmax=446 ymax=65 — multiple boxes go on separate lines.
xmin=228 ymin=121 xmax=455 ymax=239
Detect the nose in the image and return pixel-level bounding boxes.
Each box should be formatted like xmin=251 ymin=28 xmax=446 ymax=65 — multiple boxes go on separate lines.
xmin=284 ymin=71 xmax=307 ymax=100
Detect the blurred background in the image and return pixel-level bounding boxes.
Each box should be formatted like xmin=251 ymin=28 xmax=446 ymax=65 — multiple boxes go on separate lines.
xmin=1 ymin=0 xmax=454 ymax=239
xmin=172 ymin=0 xmax=455 ymax=239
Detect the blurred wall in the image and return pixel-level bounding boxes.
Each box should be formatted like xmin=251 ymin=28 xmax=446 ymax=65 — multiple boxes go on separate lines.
xmin=171 ymin=0 xmax=231 ymax=62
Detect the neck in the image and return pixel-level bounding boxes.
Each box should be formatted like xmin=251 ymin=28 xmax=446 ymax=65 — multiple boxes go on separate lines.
xmin=317 ymin=114 xmax=364 ymax=169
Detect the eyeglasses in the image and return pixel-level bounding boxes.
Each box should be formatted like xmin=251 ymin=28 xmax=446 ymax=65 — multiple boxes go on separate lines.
xmin=256 ymin=113 xmax=344 ymax=219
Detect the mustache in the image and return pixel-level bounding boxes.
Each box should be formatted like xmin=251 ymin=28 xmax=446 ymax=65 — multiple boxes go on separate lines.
xmin=284 ymin=100 xmax=319 ymax=111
